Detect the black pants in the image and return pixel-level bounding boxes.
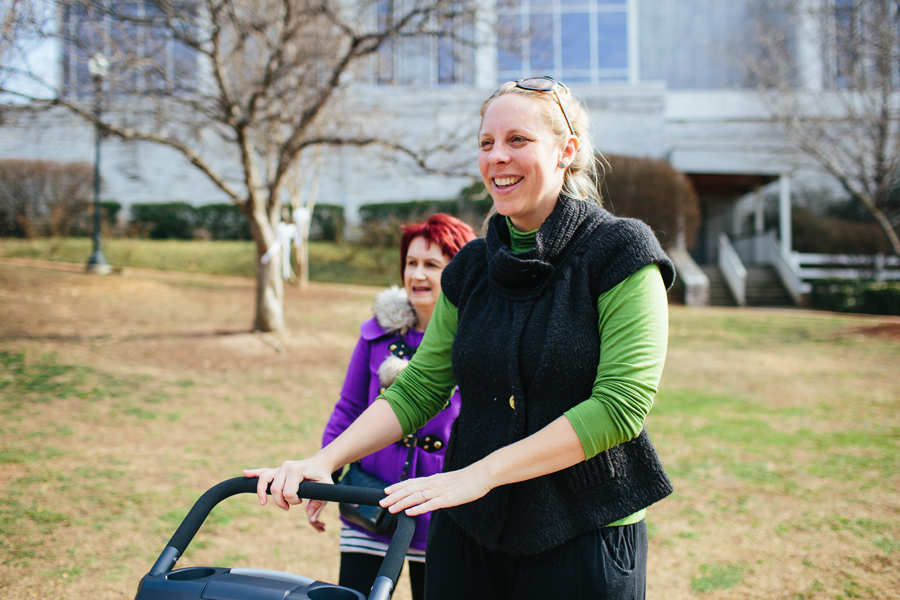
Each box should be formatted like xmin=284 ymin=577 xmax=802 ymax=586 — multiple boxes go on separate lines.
xmin=424 ymin=511 xmax=647 ymax=600
xmin=338 ymin=552 xmax=425 ymax=600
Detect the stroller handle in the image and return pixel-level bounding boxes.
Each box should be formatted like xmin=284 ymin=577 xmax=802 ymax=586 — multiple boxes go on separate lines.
xmin=148 ymin=477 xmax=414 ymax=598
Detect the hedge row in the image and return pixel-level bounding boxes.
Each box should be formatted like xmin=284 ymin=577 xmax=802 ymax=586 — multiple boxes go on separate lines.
xmin=128 ymin=202 xmax=345 ymax=242
xmin=808 ymin=279 xmax=900 ymax=316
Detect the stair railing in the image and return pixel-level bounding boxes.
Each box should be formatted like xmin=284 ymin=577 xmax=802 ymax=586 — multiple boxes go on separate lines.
xmin=733 ymin=232 xmax=808 ymax=304
xmin=718 ymin=234 xmax=747 ymax=306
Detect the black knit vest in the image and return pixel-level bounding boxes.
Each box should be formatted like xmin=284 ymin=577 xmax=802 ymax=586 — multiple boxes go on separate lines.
xmin=439 ymin=195 xmax=676 ymax=555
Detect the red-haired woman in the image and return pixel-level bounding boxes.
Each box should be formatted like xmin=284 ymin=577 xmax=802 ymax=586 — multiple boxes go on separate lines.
xmin=313 ymin=213 xmax=475 ymax=600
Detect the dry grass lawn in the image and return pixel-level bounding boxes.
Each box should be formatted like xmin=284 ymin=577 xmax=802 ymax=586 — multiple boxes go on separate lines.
xmin=0 ymin=258 xmax=898 ymax=600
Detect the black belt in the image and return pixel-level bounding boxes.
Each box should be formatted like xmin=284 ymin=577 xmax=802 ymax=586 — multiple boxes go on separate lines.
xmin=400 ymin=434 xmax=444 ymax=453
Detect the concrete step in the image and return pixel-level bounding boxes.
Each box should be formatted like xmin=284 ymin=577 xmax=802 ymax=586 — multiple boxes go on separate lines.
xmin=700 ymin=265 xmax=737 ymax=306
xmin=745 ymin=266 xmax=794 ymax=306
xmin=699 ymin=265 xmax=795 ymax=307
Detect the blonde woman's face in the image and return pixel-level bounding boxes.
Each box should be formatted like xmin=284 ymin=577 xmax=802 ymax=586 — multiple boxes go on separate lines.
xmin=478 ymin=93 xmax=576 ymax=231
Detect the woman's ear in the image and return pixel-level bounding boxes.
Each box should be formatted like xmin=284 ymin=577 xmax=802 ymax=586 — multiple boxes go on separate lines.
xmin=561 ymin=135 xmax=579 ymax=166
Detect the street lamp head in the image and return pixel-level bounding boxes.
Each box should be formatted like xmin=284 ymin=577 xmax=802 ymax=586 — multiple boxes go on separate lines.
xmin=87 ymin=54 xmax=110 ymax=80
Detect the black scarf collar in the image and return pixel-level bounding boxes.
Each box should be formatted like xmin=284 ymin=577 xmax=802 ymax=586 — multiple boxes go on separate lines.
xmin=485 ymin=195 xmax=605 ymax=291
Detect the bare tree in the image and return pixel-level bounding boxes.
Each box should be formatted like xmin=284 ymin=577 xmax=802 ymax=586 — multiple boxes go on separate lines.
xmin=744 ymin=0 xmax=900 ymax=255
xmin=284 ymin=147 xmax=322 ymax=290
xmin=1 ymin=0 xmax=478 ymax=332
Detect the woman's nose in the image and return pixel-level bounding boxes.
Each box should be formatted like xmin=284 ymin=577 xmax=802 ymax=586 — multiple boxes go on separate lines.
xmin=488 ymin=143 xmax=509 ymax=164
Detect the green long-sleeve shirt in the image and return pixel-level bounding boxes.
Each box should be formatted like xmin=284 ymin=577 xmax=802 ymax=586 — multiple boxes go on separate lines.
xmin=383 ymin=264 xmax=668 ymax=456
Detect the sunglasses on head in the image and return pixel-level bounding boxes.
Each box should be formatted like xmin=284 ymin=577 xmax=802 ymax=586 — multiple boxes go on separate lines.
xmin=515 ymin=76 xmax=575 ymax=136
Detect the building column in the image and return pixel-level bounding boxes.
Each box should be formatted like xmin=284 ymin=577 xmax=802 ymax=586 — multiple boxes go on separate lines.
xmin=755 ymin=185 xmax=764 ymax=235
xmin=628 ymin=0 xmax=640 ymax=84
xmin=779 ymin=173 xmax=792 ymax=256
xmin=797 ymin=0 xmax=825 ymax=92
xmin=473 ymin=0 xmax=497 ymax=89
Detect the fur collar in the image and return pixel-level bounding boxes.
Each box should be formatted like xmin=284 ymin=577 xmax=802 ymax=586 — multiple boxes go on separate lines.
xmin=372 ymin=285 xmax=417 ymax=335
xmin=372 ymin=286 xmax=417 ymax=389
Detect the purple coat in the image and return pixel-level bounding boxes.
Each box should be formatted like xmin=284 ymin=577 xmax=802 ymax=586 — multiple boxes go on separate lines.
xmin=322 ymin=288 xmax=461 ymax=551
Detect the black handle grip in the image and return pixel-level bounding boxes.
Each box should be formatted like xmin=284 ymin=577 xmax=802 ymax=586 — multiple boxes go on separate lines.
xmin=148 ymin=476 xmax=415 ymax=598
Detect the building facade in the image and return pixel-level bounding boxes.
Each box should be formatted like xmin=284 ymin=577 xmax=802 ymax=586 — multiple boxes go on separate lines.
xmin=0 ymin=0 xmax=871 ymax=265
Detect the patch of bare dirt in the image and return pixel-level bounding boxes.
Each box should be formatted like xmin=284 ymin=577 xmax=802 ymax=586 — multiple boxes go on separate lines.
xmin=855 ymin=322 xmax=900 ymax=341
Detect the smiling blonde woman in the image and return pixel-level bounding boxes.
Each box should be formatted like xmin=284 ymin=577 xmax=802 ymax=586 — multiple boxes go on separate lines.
xmin=247 ymin=79 xmax=676 ymax=600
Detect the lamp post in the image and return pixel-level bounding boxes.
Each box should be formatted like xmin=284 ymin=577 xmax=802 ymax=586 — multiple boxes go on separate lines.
xmin=85 ymin=53 xmax=111 ymax=274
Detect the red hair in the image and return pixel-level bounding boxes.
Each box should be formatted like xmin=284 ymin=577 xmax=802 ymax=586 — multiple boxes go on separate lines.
xmin=399 ymin=213 xmax=476 ymax=280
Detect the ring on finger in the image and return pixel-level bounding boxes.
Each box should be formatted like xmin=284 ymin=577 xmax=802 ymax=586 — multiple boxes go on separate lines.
xmin=420 ymin=490 xmax=427 ymax=501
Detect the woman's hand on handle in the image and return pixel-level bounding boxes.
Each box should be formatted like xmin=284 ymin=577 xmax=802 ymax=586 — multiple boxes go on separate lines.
xmin=243 ymin=399 xmax=405 ymax=518
xmin=243 ymin=456 xmax=335 ymax=517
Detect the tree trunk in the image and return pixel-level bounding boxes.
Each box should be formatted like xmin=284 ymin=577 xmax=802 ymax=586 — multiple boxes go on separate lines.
xmin=296 ymin=228 xmax=310 ymax=290
xmin=871 ymin=206 xmax=900 ymax=256
xmin=254 ymin=246 xmax=286 ymax=333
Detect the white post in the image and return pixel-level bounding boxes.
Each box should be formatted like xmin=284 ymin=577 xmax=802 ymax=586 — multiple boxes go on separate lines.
xmin=755 ymin=186 xmax=765 ymax=235
xmin=473 ymin=0 xmax=498 ymax=89
xmin=796 ymin=0 xmax=824 ymax=92
xmin=779 ymin=174 xmax=792 ymax=257
xmin=628 ymin=0 xmax=640 ymax=84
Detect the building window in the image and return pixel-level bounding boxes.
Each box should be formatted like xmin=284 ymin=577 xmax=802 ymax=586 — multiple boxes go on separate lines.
xmin=832 ymin=0 xmax=858 ymax=89
xmin=497 ymin=0 xmax=629 ymax=84
xmin=829 ymin=0 xmax=900 ymax=91
xmin=61 ymin=1 xmax=197 ymax=98
xmin=373 ymin=0 xmax=474 ymax=86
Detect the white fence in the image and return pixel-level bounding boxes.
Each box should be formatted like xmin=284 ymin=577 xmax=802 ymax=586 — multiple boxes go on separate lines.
xmin=732 ymin=231 xmax=899 ymax=305
xmin=792 ymin=252 xmax=900 ymax=282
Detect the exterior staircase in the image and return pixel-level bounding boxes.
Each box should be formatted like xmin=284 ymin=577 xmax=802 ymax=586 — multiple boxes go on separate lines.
xmin=700 ymin=265 xmax=736 ymax=306
xmin=744 ymin=266 xmax=795 ymax=306
xmin=700 ymin=265 xmax=794 ymax=307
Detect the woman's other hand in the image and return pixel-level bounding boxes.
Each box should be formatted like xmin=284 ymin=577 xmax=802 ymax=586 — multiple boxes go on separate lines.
xmin=381 ymin=466 xmax=492 ymax=517
xmin=307 ymin=504 xmax=327 ymax=532
xmin=243 ymin=457 xmax=335 ymax=518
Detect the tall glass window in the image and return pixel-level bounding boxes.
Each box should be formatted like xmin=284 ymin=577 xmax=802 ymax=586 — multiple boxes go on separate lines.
xmin=372 ymin=0 xmax=474 ymax=86
xmin=832 ymin=0 xmax=857 ymax=89
xmin=497 ymin=0 xmax=629 ymax=84
xmin=61 ymin=1 xmax=197 ymax=98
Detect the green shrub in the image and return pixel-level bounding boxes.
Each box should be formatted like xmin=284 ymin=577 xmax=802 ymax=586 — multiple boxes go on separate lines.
xmin=100 ymin=201 xmax=122 ymax=226
xmin=357 ymin=184 xmax=492 ymax=247
xmin=809 ymin=279 xmax=900 ymax=316
xmin=358 ymin=200 xmax=459 ymax=248
xmin=129 ymin=202 xmax=197 ymax=240
xmin=195 ymin=203 xmax=251 ymax=240
xmin=311 ymin=204 xmax=345 ymax=243
xmin=358 ymin=199 xmax=461 ymax=225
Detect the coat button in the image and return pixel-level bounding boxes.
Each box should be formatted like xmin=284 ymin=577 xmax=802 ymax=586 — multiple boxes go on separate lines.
xmin=434 ymin=440 xmax=442 ymax=449
xmin=509 ymin=395 xmax=515 ymax=409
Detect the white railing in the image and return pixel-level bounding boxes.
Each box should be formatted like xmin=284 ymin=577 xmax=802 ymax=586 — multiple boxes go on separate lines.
xmin=738 ymin=231 xmax=810 ymax=304
xmin=669 ymin=249 xmax=709 ymax=307
xmin=732 ymin=231 xmax=899 ymax=303
xmin=792 ymin=252 xmax=900 ymax=281
xmin=718 ymin=234 xmax=747 ymax=306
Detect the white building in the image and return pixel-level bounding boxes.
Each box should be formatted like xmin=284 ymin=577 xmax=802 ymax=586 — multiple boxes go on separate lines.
xmin=0 ymin=0 xmax=876 ymax=283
